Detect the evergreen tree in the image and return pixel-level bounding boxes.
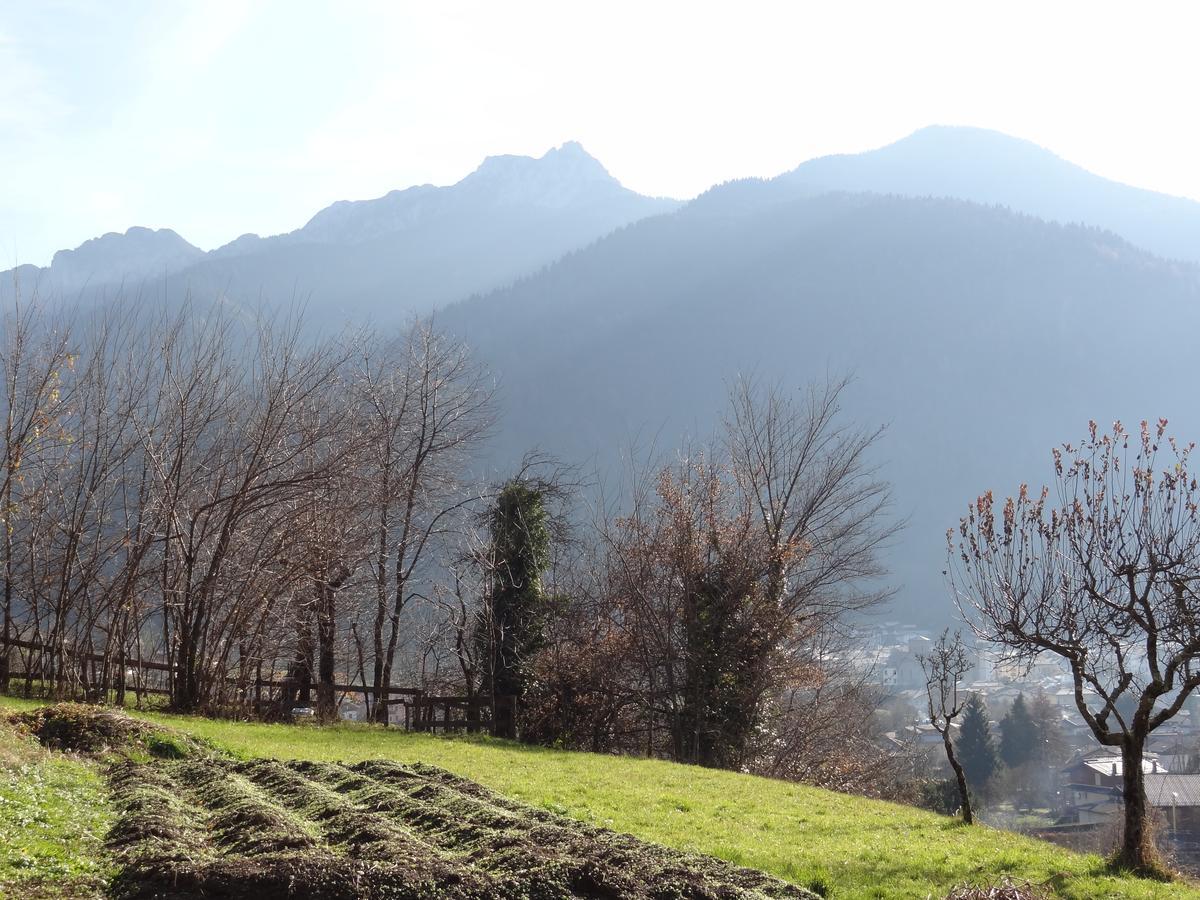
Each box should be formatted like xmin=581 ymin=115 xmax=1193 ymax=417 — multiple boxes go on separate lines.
xmin=1005 ymin=688 xmax=1070 ymax=809
xmin=999 ymin=693 xmax=1037 ymax=768
xmin=478 ymin=478 xmax=553 ymax=738
xmin=957 ymin=693 xmax=1000 ymax=797
xmin=1028 ymin=689 xmax=1067 ymax=766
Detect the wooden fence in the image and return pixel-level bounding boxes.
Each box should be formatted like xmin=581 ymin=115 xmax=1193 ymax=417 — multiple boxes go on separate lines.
xmin=394 ymin=693 xmax=514 ymax=734
xmin=0 ymin=636 xmax=513 ymax=735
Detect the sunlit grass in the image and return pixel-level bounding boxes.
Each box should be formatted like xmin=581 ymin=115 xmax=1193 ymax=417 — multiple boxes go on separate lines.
xmin=113 ymin=704 xmax=1200 ymax=899
xmin=0 ymin=707 xmax=112 ymax=899
xmin=2 ymin=694 xmax=1197 ymax=898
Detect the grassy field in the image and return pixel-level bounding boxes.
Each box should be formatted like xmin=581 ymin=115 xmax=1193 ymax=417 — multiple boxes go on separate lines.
xmin=0 ymin=700 xmax=112 ymax=899
xmin=2 ymin=694 xmax=1198 ymax=899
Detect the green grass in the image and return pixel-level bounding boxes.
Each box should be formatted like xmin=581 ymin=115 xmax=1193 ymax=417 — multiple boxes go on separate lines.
xmin=0 ymin=705 xmax=112 ymax=899
xmin=2 ymin=694 xmax=1198 ymax=899
xmin=114 ymin=705 xmax=1200 ymax=898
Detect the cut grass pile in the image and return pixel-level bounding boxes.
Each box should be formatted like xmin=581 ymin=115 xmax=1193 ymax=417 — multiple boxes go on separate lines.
xmin=944 ymin=878 xmax=1050 ymax=899
xmin=0 ymin=710 xmax=112 ymax=899
xmin=11 ymin=701 xmax=203 ymax=759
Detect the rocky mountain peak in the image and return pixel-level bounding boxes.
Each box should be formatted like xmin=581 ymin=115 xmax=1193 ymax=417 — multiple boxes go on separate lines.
xmin=47 ymin=226 xmax=203 ymax=290
xmin=462 ymin=142 xmax=621 ymax=206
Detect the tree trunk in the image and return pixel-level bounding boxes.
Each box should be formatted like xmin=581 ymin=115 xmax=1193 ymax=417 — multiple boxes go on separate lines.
xmin=371 ymin=482 xmax=390 ymax=725
xmin=1 ymin=467 xmax=13 ymax=694
xmin=943 ymin=731 xmax=974 ymax=825
xmin=296 ymin=621 xmax=313 ymax=707
xmin=315 ymin=583 xmax=337 ymax=723
xmin=1118 ymin=738 xmax=1155 ymax=871
xmin=1 ymin=573 xmax=10 ymax=693
xmin=174 ymin=609 xmax=199 ymax=711
xmin=371 ymin=652 xmax=388 ymax=724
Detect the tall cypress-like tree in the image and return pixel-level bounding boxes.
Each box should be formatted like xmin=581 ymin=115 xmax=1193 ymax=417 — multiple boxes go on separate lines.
xmin=478 ymin=478 xmax=552 ymax=738
xmin=999 ymin=693 xmax=1037 ymax=768
xmin=957 ymin=693 xmax=1000 ymax=797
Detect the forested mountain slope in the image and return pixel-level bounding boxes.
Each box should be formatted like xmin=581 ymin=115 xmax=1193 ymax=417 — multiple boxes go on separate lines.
xmin=7 ymin=129 xmax=1199 ymax=623
xmin=443 ymin=183 xmax=1200 ymax=622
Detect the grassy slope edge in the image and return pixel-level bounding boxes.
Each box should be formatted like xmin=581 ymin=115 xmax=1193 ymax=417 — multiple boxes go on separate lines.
xmin=2 ymin=695 xmax=1197 ymax=899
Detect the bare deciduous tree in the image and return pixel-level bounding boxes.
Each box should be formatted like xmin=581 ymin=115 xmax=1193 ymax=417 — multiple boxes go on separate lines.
xmin=725 ymin=375 xmax=898 ymax=634
xmin=0 ymin=293 xmax=74 ymax=690
xmin=353 ymin=324 xmax=492 ymax=723
xmin=538 ymin=375 xmax=896 ymax=776
xmin=918 ymin=629 xmax=974 ymax=825
xmin=949 ymin=419 xmax=1200 ymax=871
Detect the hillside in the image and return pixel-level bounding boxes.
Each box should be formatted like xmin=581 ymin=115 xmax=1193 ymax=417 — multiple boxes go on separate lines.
xmin=440 ymin=186 xmax=1200 ymax=623
xmin=1 ymin=697 xmax=1195 ymax=899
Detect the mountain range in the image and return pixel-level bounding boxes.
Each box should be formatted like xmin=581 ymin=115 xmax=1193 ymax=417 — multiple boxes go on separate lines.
xmin=785 ymin=126 xmax=1200 ymax=264
xmin=2 ymin=141 xmax=678 ymax=316
xmin=6 ymin=126 xmax=1200 ymax=622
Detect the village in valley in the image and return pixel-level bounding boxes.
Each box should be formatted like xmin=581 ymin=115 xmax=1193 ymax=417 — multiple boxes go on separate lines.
xmin=860 ymin=622 xmax=1200 ymax=864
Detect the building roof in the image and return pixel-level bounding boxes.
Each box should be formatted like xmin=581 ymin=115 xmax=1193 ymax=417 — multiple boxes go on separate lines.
xmin=1065 ymin=755 xmax=1166 ymax=777
xmin=1144 ymin=774 xmax=1200 ymax=808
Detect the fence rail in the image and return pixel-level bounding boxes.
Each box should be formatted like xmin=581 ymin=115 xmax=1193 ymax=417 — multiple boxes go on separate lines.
xmin=0 ymin=636 xmax=513 ymax=735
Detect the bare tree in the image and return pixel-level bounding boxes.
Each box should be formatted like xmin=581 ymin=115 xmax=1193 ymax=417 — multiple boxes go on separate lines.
xmin=134 ymin=307 xmax=354 ymax=711
xmin=724 ymin=375 xmax=897 ymax=634
xmin=758 ymin=629 xmax=895 ymax=796
xmin=433 ymin=553 xmax=485 ymax=700
xmin=286 ymin=390 xmax=370 ymax=723
xmin=1 ymin=303 xmax=148 ymax=698
xmin=918 ymin=629 xmax=974 ymax=825
xmin=948 ymin=419 xmax=1200 ymax=872
xmin=0 ymin=293 xmax=507 ymax=723
xmin=354 ymin=323 xmax=492 ymax=723
xmin=532 ymin=375 xmax=896 ymax=772
xmin=0 ymin=293 xmax=75 ymax=690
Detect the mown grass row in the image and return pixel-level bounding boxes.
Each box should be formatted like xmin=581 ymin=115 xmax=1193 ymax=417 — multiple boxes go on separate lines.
xmin=304 ymin=758 xmax=812 ymax=898
xmin=105 ymin=753 xmax=817 ymax=899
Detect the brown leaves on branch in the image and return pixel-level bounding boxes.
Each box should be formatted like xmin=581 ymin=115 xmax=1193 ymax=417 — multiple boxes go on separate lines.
xmin=948 ymin=417 xmax=1200 ymax=872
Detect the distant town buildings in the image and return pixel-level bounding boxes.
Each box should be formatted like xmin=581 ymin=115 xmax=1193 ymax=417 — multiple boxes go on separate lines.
xmin=858 ymin=620 xmax=1200 ymax=866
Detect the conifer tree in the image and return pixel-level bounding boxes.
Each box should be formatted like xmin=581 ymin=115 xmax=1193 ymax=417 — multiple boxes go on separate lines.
xmin=999 ymin=693 xmax=1037 ymax=768
xmin=958 ymin=693 xmax=1000 ymax=797
xmin=1028 ymin=690 xmax=1067 ymax=765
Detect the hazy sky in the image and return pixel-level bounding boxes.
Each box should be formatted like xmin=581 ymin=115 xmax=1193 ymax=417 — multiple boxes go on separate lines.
xmin=3 ymin=1 xmax=1199 ymax=266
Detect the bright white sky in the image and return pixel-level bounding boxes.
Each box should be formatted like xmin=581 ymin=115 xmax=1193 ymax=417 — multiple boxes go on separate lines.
xmin=3 ymin=0 xmax=1200 ymax=267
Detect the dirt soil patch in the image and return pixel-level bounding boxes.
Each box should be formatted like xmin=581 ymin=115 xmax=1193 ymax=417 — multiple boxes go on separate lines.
xmin=945 ymin=878 xmax=1051 ymax=899
xmin=107 ymin=754 xmax=822 ymax=900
